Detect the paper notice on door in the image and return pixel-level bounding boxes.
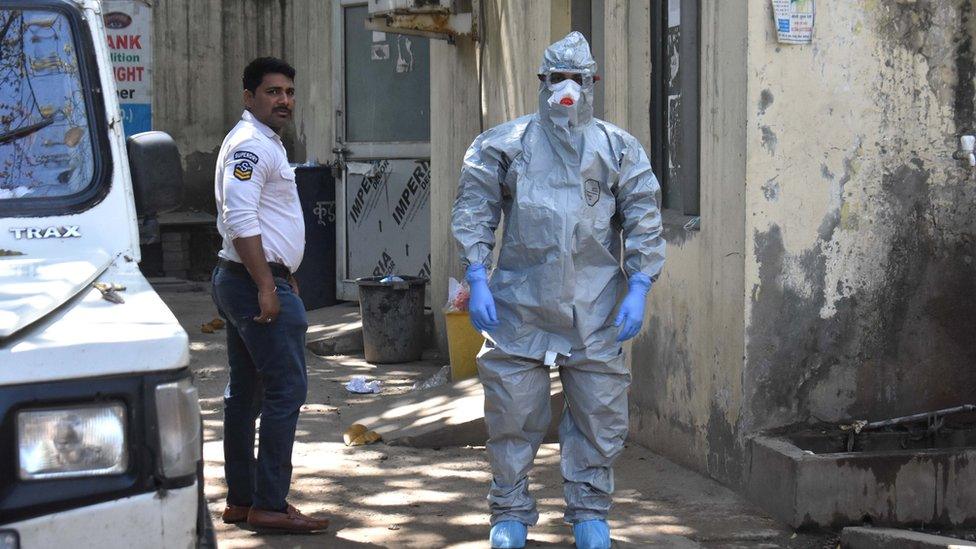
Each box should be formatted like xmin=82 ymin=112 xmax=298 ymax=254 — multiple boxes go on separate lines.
xmin=772 ymin=0 xmax=815 ymax=44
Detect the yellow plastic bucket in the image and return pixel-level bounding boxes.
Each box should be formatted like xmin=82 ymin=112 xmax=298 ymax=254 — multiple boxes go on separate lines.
xmin=445 ymin=311 xmax=485 ymax=381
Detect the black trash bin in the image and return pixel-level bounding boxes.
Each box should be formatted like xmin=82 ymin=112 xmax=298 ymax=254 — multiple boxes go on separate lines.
xmin=357 ymin=276 xmax=427 ymax=364
xmin=293 ymin=165 xmax=337 ymax=310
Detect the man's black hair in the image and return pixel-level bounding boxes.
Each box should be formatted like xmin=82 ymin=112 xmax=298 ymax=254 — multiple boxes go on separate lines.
xmin=242 ymin=57 xmax=296 ymax=93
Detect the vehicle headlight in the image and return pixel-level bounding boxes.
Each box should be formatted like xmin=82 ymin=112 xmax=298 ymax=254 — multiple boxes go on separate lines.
xmin=18 ymin=403 xmax=127 ymax=480
xmin=155 ymin=377 xmax=201 ymax=478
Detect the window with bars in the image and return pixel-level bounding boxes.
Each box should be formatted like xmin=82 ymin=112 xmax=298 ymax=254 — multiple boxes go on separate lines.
xmin=650 ymin=0 xmax=700 ymax=217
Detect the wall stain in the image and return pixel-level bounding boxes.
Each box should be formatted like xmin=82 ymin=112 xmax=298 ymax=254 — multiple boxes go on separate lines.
xmin=633 ymin=314 xmax=704 ymax=468
xmin=821 ymin=163 xmax=835 ymax=180
xmin=953 ymin=0 xmax=975 ymax=133
xmin=877 ymin=0 xmax=935 ymax=55
xmin=759 ymin=89 xmax=774 ymax=115
xmin=817 ymin=153 xmax=858 ymax=242
xmin=761 ymin=126 xmax=777 ymax=155
xmin=761 ymin=177 xmax=780 ymax=202
xmin=707 ymin=402 xmax=741 ymax=485
xmin=747 ymin=159 xmax=976 ymax=439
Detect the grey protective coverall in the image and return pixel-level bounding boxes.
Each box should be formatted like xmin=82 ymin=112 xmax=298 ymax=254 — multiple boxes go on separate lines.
xmin=451 ymin=32 xmax=666 ymax=526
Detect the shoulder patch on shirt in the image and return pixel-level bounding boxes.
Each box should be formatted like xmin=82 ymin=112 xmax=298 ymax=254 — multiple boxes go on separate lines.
xmin=233 ymin=161 xmax=254 ymax=181
xmin=233 ymin=150 xmax=260 ymax=164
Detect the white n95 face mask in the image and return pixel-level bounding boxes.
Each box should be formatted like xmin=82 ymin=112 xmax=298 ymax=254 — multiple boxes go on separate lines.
xmin=548 ymin=79 xmax=582 ymax=107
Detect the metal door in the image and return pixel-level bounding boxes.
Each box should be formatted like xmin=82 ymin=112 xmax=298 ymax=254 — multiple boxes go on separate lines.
xmin=333 ymin=1 xmax=432 ymax=301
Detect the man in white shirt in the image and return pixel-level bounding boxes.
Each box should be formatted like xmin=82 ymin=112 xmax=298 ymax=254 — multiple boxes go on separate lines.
xmin=211 ymin=57 xmax=328 ymax=534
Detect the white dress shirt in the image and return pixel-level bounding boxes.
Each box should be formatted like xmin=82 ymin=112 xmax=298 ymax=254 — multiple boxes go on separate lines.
xmin=214 ymin=110 xmax=305 ymax=272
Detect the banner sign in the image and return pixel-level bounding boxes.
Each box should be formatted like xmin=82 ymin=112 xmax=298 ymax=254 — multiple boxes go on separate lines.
xmin=103 ymin=1 xmax=152 ymax=136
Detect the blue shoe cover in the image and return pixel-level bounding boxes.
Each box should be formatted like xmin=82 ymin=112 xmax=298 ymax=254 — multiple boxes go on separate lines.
xmin=490 ymin=520 xmax=527 ymax=548
xmin=573 ymin=519 xmax=611 ymax=549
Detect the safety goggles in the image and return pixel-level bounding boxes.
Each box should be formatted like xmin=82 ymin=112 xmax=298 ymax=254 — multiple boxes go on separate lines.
xmin=538 ymin=72 xmax=599 ymax=87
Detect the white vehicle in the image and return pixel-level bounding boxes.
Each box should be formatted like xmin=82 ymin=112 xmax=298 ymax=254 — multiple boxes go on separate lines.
xmin=0 ymin=1 xmax=213 ymax=547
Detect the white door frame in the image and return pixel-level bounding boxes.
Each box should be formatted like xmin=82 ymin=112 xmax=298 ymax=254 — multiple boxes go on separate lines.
xmin=332 ymin=0 xmax=432 ymax=301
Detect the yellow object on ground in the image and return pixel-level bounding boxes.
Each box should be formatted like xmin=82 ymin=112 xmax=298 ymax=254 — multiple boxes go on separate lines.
xmin=445 ymin=311 xmax=485 ymax=381
xmin=343 ymin=423 xmax=382 ymax=446
xmin=200 ymin=317 xmax=225 ymax=334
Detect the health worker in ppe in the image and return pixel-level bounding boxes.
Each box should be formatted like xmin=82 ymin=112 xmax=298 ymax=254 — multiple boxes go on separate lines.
xmin=451 ymin=32 xmax=666 ymax=549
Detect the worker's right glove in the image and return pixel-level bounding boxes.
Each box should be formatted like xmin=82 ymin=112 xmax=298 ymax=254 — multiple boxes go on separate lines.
xmin=614 ymin=273 xmax=652 ymax=342
xmin=466 ymin=263 xmax=499 ymax=333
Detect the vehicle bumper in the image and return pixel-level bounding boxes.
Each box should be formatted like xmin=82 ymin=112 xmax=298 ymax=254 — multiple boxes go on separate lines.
xmin=4 ymin=483 xmax=198 ymax=549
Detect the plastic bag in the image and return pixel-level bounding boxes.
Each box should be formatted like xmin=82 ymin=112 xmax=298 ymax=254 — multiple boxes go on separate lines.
xmin=345 ymin=375 xmax=383 ymax=394
xmin=444 ymin=277 xmax=470 ymax=313
xmin=411 ymin=364 xmax=452 ymax=391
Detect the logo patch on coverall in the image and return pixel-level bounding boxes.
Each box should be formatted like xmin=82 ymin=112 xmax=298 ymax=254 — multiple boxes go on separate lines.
xmin=584 ymin=179 xmax=601 ymax=207
xmin=233 ymin=161 xmax=253 ymax=181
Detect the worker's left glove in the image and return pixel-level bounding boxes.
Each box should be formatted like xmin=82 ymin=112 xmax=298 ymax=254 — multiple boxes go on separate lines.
xmin=614 ymin=273 xmax=652 ymax=342
xmin=466 ymin=263 xmax=500 ymax=333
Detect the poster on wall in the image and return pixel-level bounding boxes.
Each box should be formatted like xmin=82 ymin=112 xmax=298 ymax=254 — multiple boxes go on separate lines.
xmin=103 ymin=0 xmax=152 ymax=136
xmin=771 ymin=0 xmax=815 ymax=44
xmin=345 ymin=159 xmax=431 ymax=281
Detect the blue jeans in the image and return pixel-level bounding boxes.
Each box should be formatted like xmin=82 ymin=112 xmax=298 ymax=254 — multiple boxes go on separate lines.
xmin=211 ymin=266 xmax=308 ymax=512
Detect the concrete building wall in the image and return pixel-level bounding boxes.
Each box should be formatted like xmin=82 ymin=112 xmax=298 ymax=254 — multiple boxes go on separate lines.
xmin=629 ymin=0 xmax=976 ymax=489
xmin=742 ymin=0 xmax=976 ymax=445
xmin=601 ymin=0 xmax=651 ymax=152
xmin=153 ymin=0 xmax=333 ymax=213
xmin=625 ymin=0 xmax=750 ymax=481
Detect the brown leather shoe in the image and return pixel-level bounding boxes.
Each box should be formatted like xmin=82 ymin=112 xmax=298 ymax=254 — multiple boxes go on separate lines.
xmin=246 ymin=504 xmax=330 ymax=534
xmin=221 ymin=503 xmax=250 ymax=524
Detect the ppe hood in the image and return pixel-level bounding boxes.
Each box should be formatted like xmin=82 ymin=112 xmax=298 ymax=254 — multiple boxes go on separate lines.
xmin=0 ymin=250 xmax=113 ymax=339
xmin=538 ymin=32 xmax=597 ymax=134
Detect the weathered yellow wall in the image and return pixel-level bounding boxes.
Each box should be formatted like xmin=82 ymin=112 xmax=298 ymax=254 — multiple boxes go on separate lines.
xmin=742 ymin=0 xmax=976 ymax=452
xmin=620 ymin=0 xmax=976 ymax=489
xmin=624 ymin=0 xmax=749 ymax=480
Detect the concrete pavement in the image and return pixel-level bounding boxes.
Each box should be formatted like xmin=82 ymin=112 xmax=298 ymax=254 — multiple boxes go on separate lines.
xmin=159 ymin=283 xmax=829 ymax=548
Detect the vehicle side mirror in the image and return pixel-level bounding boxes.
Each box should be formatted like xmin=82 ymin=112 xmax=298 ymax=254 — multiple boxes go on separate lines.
xmin=126 ymin=130 xmax=183 ymax=217
xmin=127 ymin=131 xmax=183 ymax=245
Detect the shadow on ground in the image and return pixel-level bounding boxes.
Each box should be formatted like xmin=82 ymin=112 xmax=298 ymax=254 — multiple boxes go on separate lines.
xmin=160 ymin=284 xmax=830 ymax=548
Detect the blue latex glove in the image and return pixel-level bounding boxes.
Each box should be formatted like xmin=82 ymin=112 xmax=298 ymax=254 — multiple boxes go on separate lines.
xmin=614 ymin=273 xmax=652 ymax=342
xmin=466 ymin=264 xmax=499 ymax=333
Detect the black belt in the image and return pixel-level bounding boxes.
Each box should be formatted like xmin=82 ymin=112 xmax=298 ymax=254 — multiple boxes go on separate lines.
xmin=217 ymin=258 xmax=291 ymax=279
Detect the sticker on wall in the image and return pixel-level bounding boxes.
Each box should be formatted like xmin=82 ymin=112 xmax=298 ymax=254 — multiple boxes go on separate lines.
xmin=371 ymin=43 xmax=390 ymax=61
xmin=771 ymin=0 xmax=814 ymax=44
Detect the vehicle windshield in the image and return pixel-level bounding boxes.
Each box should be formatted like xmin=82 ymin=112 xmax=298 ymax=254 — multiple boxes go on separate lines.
xmin=0 ymin=8 xmax=94 ymax=201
